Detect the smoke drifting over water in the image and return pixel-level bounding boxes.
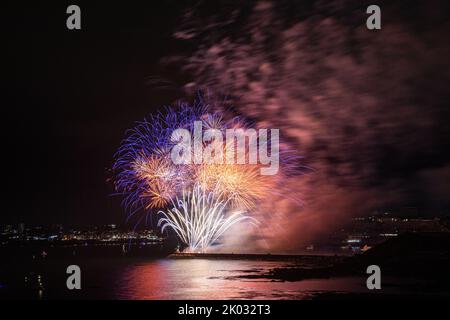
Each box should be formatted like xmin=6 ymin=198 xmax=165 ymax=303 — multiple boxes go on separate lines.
xmin=168 ymin=0 xmax=450 ymax=252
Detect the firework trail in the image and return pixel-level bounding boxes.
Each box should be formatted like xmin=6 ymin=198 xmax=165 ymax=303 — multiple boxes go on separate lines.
xmin=158 ymin=185 xmax=256 ymax=251
xmin=113 ymin=95 xmax=301 ymax=250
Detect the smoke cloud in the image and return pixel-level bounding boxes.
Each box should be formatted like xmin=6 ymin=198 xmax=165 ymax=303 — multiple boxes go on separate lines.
xmin=167 ymin=0 xmax=450 ymax=252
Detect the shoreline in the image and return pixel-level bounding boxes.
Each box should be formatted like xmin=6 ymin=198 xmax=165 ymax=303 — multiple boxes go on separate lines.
xmin=168 ymin=252 xmax=346 ymax=262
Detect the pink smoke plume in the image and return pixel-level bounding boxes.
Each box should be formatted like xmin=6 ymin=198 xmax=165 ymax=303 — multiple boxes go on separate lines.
xmin=166 ymin=0 xmax=450 ymax=252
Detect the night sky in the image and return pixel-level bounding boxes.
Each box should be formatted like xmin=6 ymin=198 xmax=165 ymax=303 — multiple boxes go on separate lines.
xmin=8 ymin=2 xmax=194 ymax=225
xmin=7 ymin=0 xmax=450 ymax=238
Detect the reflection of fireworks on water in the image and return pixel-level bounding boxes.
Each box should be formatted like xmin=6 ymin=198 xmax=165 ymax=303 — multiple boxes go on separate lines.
xmin=113 ymin=96 xmax=301 ymax=250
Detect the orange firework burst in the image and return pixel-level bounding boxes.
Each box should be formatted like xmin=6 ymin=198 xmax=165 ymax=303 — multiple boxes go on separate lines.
xmin=141 ymin=179 xmax=174 ymax=209
xmin=132 ymin=154 xmax=179 ymax=208
xmin=113 ymin=98 xmax=301 ymax=250
xmin=196 ymin=163 xmax=272 ymax=209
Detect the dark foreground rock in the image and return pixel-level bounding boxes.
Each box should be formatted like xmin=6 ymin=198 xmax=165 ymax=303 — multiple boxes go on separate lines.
xmin=266 ymin=232 xmax=450 ymax=285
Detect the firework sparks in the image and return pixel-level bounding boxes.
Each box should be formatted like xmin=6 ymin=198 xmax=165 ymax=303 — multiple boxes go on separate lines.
xmin=196 ymin=163 xmax=271 ymax=209
xmin=113 ymin=96 xmax=301 ymax=250
xmin=158 ymin=185 xmax=255 ymax=251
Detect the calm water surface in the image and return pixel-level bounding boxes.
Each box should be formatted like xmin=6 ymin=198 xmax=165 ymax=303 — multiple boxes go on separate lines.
xmin=108 ymin=259 xmax=367 ymax=299
xmin=1 ymin=254 xmax=395 ymax=299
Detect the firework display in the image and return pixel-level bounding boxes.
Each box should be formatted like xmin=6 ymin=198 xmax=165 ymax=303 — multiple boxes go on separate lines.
xmin=113 ymin=97 xmax=300 ymax=250
xmin=158 ymin=185 xmax=255 ymax=250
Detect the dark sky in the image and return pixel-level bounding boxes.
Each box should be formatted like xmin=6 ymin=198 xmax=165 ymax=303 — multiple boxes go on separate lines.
xmin=8 ymin=2 xmax=194 ymax=225
xmin=6 ymin=1 xmax=450 ymax=228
